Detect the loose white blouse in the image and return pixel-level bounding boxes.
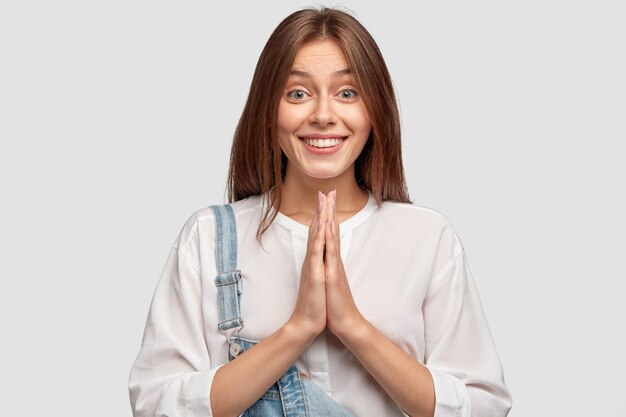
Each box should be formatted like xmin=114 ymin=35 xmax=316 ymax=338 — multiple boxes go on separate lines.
xmin=129 ymin=190 xmax=512 ymax=417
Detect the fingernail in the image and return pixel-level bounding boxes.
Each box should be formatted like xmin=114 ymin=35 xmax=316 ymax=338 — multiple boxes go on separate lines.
xmin=318 ymin=191 xmax=323 ymax=210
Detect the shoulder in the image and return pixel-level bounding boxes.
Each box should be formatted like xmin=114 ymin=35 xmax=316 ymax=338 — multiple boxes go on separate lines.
xmin=377 ymin=199 xmax=464 ymax=256
xmin=379 ymin=199 xmax=449 ymax=224
xmin=173 ymin=194 xmax=263 ymax=252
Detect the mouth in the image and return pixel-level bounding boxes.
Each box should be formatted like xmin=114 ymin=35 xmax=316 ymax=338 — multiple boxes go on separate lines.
xmin=298 ymin=136 xmax=348 ymax=149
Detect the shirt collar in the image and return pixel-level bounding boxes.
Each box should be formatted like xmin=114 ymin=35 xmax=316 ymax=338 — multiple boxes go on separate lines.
xmin=268 ymin=190 xmax=377 ymax=236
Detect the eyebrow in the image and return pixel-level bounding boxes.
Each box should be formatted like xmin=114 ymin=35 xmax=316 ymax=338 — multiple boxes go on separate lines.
xmin=289 ymin=68 xmax=352 ymax=78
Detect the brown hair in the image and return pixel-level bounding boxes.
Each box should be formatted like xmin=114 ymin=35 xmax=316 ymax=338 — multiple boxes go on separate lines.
xmin=226 ymin=6 xmax=411 ymax=241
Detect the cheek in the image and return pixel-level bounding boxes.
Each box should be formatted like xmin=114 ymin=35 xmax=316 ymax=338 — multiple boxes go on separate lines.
xmin=276 ymin=107 xmax=289 ymax=133
xmin=277 ymin=103 xmax=307 ymax=132
xmin=343 ymin=104 xmax=371 ymax=132
xmin=276 ymin=133 xmax=295 ymax=159
xmin=276 ymin=106 xmax=298 ymax=154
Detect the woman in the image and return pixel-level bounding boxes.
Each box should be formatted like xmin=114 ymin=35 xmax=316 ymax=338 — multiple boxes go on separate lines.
xmin=129 ymin=6 xmax=512 ymax=417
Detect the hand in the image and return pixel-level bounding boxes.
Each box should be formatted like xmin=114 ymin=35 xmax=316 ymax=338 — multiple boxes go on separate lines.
xmin=323 ymin=190 xmax=365 ymax=338
xmin=287 ymin=191 xmax=328 ymax=339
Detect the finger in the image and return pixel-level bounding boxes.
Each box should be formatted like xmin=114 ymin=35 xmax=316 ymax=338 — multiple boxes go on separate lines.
xmin=324 ymin=216 xmax=338 ymax=277
xmin=331 ymin=190 xmax=340 ymax=251
xmin=313 ymin=193 xmax=327 ymax=257
xmin=325 ymin=194 xmax=337 ymax=258
xmin=325 ymin=190 xmax=338 ymax=246
xmin=330 ymin=190 xmax=339 ymax=237
xmin=307 ymin=191 xmax=323 ymax=247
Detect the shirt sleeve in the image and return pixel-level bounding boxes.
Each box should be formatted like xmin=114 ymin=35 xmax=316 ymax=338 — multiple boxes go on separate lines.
xmin=421 ymin=246 xmax=513 ymax=417
xmin=128 ymin=230 xmax=224 ymax=417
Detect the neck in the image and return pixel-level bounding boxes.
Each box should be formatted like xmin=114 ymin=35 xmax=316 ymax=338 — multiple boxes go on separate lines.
xmin=273 ymin=163 xmax=369 ymax=218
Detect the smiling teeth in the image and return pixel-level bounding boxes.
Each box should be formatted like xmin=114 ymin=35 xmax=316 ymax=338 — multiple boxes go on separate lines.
xmin=304 ymin=138 xmax=344 ymax=148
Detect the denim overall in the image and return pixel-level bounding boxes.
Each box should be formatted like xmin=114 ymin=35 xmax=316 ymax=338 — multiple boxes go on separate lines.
xmin=209 ymin=204 xmax=355 ymax=417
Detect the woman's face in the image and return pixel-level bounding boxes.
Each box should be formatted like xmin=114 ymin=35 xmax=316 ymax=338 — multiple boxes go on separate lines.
xmin=276 ymin=39 xmax=372 ymax=182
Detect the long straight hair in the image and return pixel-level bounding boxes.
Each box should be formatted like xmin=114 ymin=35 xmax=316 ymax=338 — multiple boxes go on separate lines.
xmin=226 ymin=6 xmax=411 ymax=241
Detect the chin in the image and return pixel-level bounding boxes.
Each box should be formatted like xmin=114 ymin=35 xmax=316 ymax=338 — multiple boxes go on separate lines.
xmin=303 ymin=167 xmax=346 ymax=180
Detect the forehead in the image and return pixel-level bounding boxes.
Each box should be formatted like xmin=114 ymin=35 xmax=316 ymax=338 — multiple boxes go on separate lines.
xmin=290 ymin=39 xmax=351 ymax=77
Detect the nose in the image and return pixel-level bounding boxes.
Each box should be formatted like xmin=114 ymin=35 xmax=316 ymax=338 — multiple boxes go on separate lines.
xmin=308 ymin=94 xmax=337 ymax=126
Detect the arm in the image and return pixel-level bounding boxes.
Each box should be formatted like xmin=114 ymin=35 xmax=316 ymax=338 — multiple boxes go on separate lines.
xmin=212 ymin=193 xmax=332 ymax=416
xmin=131 ymin=196 xmax=330 ymax=417
xmin=335 ymin=318 xmax=436 ymax=417
xmin=324 ymin=191 xmax=511 ymax=417
xmin=128 ymin=239 xmax=320 ymax=417
xmin=419 ymin=248 xmax=513 ymax=417
xmin=128 ymin=245 xmax=221 ymax=417
xmin=335 ymin=248 xmax=513 ymax=417
xmin=323 ymin=191 xmax=434 ymax=417
xmin=210 ymin=320 xmax=317 ymax=417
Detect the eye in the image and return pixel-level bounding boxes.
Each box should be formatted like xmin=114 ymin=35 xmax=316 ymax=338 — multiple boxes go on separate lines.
xmin=286 ymin=89 xmax=309 ymax=100
xmin=338 ymin=89 xmax=358 ymax=100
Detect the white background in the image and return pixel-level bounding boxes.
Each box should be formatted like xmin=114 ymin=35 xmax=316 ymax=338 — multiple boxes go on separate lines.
xmin=1 ymin=1 xmax=624 ymax=416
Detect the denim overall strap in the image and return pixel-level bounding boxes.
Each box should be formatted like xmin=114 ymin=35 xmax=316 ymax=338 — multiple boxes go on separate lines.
xmin=276 ymin=366 xmax=309 ymax=415
xmin=208 ymin=204 xmax=244 ymax=353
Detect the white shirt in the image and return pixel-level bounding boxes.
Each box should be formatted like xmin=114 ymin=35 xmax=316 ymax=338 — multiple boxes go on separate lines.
xmin=128 ymin=190 xmax=512 ymax=417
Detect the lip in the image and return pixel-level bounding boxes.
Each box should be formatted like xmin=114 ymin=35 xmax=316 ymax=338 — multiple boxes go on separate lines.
xmin=299 ymin=134 xmax=348 ymax=139
xmin=299 ymin=135 xmax=347 ymax=155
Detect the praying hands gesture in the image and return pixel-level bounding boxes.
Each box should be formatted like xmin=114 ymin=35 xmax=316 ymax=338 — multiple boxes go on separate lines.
xmin=288 ymin=190 xmax=365 ymax=341
xmin=287 ymin=190 xmax=436 ymax=417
